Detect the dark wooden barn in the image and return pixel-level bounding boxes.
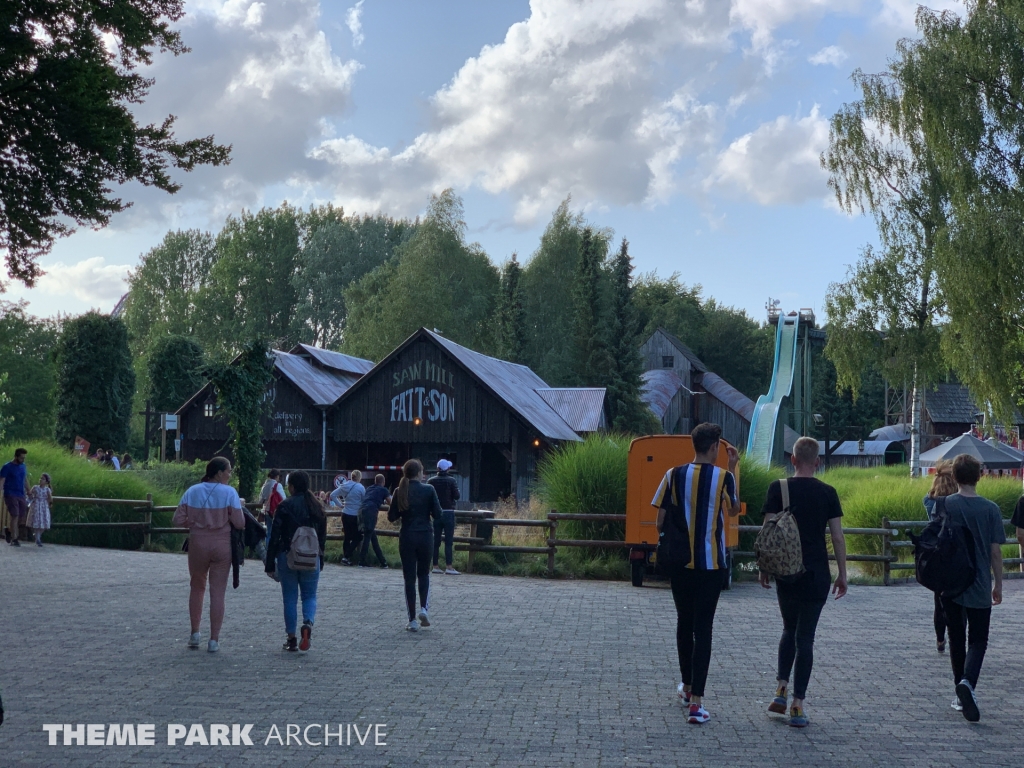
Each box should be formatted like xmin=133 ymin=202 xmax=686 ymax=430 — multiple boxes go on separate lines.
xmin=331 ymin=328 xmax=604 ymax=502
xmin=176 ymin=345 xmax=373 ymax=469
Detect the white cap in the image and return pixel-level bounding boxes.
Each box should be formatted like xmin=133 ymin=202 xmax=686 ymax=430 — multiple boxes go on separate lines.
xmin=437 ymin=459 xmax=452 ymax=471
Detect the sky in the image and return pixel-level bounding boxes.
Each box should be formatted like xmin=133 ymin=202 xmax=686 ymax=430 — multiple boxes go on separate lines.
xmin=6 ymin=0 xmax=964 ymax=322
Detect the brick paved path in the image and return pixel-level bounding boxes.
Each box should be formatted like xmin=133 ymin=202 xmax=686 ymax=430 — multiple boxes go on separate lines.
xmin=0 ymin=545 xmax=1021 ymax=767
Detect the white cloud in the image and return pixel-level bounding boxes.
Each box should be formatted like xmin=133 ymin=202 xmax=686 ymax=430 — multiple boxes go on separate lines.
xmin=113 ymin=0 xmax=359 ymax=227
xmin=876 ymin=0 xmax=962 ymax=31
xmin=705 ymin=106 xmax=830 ymax=205
xmin=346 ymin=0 xmax=365 ymax=47
xmin=808 ymin=44 xmax=848 ymax=67
xmin=36 ymin=258 xmax=131 ymax=304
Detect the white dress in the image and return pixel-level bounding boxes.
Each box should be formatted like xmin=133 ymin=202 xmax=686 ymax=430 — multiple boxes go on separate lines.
xmin=29 ymin=486 xmax=52 ymax=530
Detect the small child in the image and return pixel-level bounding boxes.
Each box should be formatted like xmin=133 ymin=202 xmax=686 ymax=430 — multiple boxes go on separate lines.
xmin=28 ymin=473 xmax=52 ymax=547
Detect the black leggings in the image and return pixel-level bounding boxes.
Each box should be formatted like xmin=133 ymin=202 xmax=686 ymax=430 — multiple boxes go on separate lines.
xmin=669 ymin=569 xmax=725 ymax=698
xmin=399 ymin=531 xmax=432 ymax=621
xmin=776 ymin=588 xmax=826 ymax=699
xmin=940 ymin=597 xmax=991 ymax=689
xmin=933 ymin=593 xmax=947 ymax=644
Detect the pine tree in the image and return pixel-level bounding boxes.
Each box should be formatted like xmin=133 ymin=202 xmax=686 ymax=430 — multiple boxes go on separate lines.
xmin=494 ymin=254 xmax=525 ymax=363
xmin=606 ymin=239 xmax=657 ymax=433
xmin=571 ymin=228 xmax=607 ymax=386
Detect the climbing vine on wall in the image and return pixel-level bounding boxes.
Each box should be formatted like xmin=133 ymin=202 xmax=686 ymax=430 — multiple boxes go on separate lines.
xmin=207 ymin=339 xmax=273 ymax=500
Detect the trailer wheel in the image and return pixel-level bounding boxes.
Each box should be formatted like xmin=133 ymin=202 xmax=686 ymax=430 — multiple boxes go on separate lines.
xmin=631 ymin=559 xmax=645 ymax=587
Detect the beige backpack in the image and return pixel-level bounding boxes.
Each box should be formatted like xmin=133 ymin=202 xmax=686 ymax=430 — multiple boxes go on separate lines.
xmin=754 ymin=479 xmax=805 ymax=580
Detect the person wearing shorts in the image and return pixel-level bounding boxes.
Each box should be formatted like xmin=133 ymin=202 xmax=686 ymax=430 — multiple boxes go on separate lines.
xmin=1 ymin=448 xmax=29 ymax=546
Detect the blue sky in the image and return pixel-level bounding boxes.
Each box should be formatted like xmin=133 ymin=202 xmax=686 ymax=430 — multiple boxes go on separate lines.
xmin=8 ymin=0 xmax=961 ymax=323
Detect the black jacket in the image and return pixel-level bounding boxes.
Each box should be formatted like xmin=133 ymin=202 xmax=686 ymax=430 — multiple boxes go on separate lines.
xmin=387 ymin=480 xmax=442 ymax=534
xmin=428 ymin=471 xmax=460 ymax=510
xmin=265 ymin=495 xmax=327 ymax=572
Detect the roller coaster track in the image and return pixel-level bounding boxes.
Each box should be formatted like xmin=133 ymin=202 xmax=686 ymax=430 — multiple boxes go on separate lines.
xmin=746 ymin=314 xmax=800 ymax=466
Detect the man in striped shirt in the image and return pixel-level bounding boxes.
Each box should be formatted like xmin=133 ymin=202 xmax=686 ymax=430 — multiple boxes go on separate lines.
xmin=653 ymin=422 xmax=741 ymax=725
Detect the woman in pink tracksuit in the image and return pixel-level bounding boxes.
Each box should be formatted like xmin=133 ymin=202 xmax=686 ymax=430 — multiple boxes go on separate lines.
xmin=173 ymin=457 xmax=245 ymax=653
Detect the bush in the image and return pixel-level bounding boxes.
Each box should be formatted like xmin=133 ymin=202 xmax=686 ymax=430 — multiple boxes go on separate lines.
xmin=536 ymin=433 xmax=630 ymax=542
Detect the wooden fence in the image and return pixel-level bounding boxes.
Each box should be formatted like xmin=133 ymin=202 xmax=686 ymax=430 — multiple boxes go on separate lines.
xmin=37 ymin=498 xmax=1024 ymax=583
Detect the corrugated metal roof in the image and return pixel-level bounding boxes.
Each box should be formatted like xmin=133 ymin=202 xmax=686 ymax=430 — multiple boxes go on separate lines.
xmin=870 ymin=423 xmax=912 ymax=442
xmin=641 ymin=369 xmax=684 ymax=419
xmin=535 ymin=388 xmax=606 ymax=432
xmin=426 ymin=331 xmax=582 ymax=442
xmin=700 ymin=372 xmax=755 ymax=421
xmin=653 ymin=328 xmax=707 ymax=373
xmin=818 ymin=440 xmax=905 ymax=457
xmin=273 ymin=350 xmax=362 ymax=408
xmin=919 ymin=433 xmax=1021 ymax=469
xmin=290 ymin=343 xmax=375 ymax=375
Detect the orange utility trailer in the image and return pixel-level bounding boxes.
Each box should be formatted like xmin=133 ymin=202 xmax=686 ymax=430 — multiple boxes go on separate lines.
xmin=626 ymin=435 xmax=743 ymax=587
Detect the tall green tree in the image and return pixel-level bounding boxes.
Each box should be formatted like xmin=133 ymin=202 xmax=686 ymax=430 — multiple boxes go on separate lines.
xmin=520 ymin=199 xmax=611 ymax=385
xmin=604 ymin=239 xmax=656 ymax=433
xmin=822 ymin=61 xmax=949 ymax=473
xmin=292 ymin=212 xmax=415 ymax=347
xmin=572 ymin=227 xmax=607 ymax=387
xmin=147 ymin=335 xmax=205 ymax=414
xmin=493 ymin=254 xmax=526 ymax=363
xmin=0 ymin=374 xmax=12 ymax=442
xmin=0 ymin=300 xmax=59 ymax=441
xmin=0 ymin=0 xmax=230 ymax=288
xmin=207 ymin=204 xmax=302 ymax=351
xmin=341 ymin=190 xmax=499 ymax=360
xmin=888 ymin=1 xmax=1024 ymax=416
xmin=53 ymin=312 xmax=136 ymax=451
xmin=206 ymin=339 xmax=272 ymax=500
xmin=634 ymin=272 xmax=705 ymax=345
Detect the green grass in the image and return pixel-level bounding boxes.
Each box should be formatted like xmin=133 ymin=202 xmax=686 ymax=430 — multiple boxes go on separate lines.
xmin=1 ymin=441 xmax=186 ymax=550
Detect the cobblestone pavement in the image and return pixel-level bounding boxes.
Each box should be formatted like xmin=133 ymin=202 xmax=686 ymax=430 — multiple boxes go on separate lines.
xmin=1 ymin=545 xmax=1021 ymax=767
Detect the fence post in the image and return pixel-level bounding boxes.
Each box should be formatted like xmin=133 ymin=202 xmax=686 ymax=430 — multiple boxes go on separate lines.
xmin=466 ymin=518 xmax=477 ymax=574
xmin=144 ymin=493 xmax=153 ymax=550
xmin=881 ymin=517 xmax=891 ymax=586
xmin=547 ymin=512 xmax=557 ymax=577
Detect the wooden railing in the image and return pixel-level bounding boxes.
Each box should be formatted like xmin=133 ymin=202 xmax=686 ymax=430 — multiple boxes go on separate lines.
xmin=36 ymin=498 xmax=1024 ymax=584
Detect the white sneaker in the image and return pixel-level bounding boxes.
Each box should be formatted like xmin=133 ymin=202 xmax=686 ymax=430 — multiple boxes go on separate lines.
xmin=406 ymin=620 xmax=420 ymax=632
xmin=431 ymin=566 xmax=444 ymax=574
xmin=188 ymin=632 xmax=201 ymax=649
xmin=207 ymin=640 xmax=219 ymax=653
xmin=687 ymin=704 xmax=710 ymax=724
xmin=445 ymin=567 xmax=460 ymax=575
xmin=677 ymin=682 xmax=691 ymax=704
xmin=417 ymin=608 xmax=430 ymax=627
xmin=951 ymin=696 xmax=963 ymax=712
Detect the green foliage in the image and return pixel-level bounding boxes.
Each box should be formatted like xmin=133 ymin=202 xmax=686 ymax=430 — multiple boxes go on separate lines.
xmin=147 ymin=335 xmax=205 ymax=414
xmin=809 ymin=349 xmax=886 ymax=442
xmin=493 ymin=254 xmax=526 ymax=363
xmin=208 ymin=205 xmax=302 ymax=350
xmin=206 ymin=338 xmax=272 ymax=500
xmin=0 ymin=300 xmax=58 ymax=441
xmin=536 ymin=433 xmax=630 ymax=542
xmin=0 ymin=373 xmax=12 ymax=441
xmin=341 ymin=190 xmax=500 ymax=360
xmin=605 ymin=239 xmax=657 ymax=434
xmin=0 ymin=440 xmax=181 ymax=550
xmin=54 ymin=312 xmax=135 ymax=451
xmin=292 ymin=211 xmax=416 ymax=347
xmin=571 ymin=227 xmax=608 ymax=387
xmin=0 ymin=0 xmax=230 ymax=288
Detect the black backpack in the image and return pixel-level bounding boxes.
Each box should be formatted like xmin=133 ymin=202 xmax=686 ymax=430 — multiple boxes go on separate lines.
xmin=910 ymin=496 xmax=978 ymax=598
xmin=656 ymin=467 xmax=692 ymax=575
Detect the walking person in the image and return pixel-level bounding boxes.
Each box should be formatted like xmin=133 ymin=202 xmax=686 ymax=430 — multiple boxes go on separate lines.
xmin=172 ymin=457 xmax=245 ymax=653
xmin=429 ymin=459 xmax=460 ymax=574
xmin=1 ymin=448 xmax=29 ymax=546
xmin=358 ymin=474 xmax=391 ymax=568
xmin=924 ymin=461 xmax=958 ymax=653
xmin=652 ymin=423 xmax=741 ymax=725
xmin=28 ymin=473 xmax=53 ymax=547
xmin=265 ymin=470 xmax=326 ymax=653
xmin=388 ymin=459 xmax=442 ymax=632
xmin=759 ymin=436 xmax=848 ymax=728
xmin=331 ymin=470 xmax=365 ymax=565
xmin=940 ymin=454 xmax=1005 ymax=722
